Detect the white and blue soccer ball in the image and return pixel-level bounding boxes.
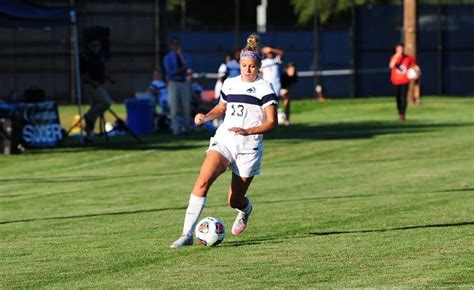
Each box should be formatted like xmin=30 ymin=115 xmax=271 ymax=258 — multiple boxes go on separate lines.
xmin=277 ymin=108 xmax=287 ymax=125
xmin=195 ymin=217 xmax=225 ymax=246
xmin=407 ymin=67 xmax=420 ymax=80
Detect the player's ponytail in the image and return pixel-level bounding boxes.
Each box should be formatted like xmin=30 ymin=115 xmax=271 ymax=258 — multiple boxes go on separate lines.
xmin=240 ymin=33 xmax=262 ymax=65
xmin=245 ymin=34 xmax=260 ymax=52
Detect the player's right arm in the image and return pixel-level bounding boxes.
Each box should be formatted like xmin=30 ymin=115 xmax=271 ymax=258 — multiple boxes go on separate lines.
xmin=262 ymin=46 xmax=284 ymax=58
xmin=195 ymin=101 xmax=226 ymax=125
xmin=389 ymin=54 xmax=401 ymax=69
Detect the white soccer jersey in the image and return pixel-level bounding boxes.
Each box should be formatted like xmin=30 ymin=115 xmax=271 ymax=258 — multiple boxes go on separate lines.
xmin=214 ymin=75 xmax=277 ymax=153
xmin=217 ymin=63 xmax=227 ymax=78
xmin=260 ymin=55 xmax=282 ymax=95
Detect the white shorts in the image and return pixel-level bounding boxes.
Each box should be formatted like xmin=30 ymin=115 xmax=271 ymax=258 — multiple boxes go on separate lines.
xmin=206 ymin=137 xmax=263 ymax=178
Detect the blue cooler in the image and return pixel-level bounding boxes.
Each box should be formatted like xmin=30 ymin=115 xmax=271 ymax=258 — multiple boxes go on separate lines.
xmin=125 ymin=98 xmax=155 ymax=135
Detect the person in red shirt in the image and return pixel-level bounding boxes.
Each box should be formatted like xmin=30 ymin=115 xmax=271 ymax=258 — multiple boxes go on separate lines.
xmin=389 ymin=43 xmax=416 ymax=121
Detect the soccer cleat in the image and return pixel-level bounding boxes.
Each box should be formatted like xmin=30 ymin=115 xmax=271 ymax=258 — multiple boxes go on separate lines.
xmin=231 ymin=203 xmax=252 ymax=235
xmin=170 ymin=234 xmax=193 ymax=248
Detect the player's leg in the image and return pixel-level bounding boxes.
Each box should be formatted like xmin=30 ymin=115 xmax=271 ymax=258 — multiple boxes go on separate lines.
xmin=167 ymin=81 xmax=180 ymax=135
xmin=285 ymin=96 xmax=291 ymax=124
xmin=400 ymin=84 xmax=408 ymax=120
xmin=395 ymin=85 xmax=403 ymax=120
xmin=192 ymin=150 xmax=230 ymax=196
xmin=228 ymin=150 xmax=262 ymax=235
xmin=171 ymin=151 xmax=229 ymax=248
xmin=228 ymin=173 xmax=254 ymax=235
xmin=84 ymin=86 xmax=111 ymax=138
xmin=180 ymin=82 xmax=193 ymax=132
xmin=228 ymin=173 xmax=253 ymax=209
xmin=280 ymin=89 xmax=290 ymax=125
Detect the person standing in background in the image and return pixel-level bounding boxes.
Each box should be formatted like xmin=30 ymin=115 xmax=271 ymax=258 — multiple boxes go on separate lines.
xmin=80 ymin=39 xmax=114 ymax=140
xmin=280 ymin=62 xmax=298 ymax=126
xmin=225 ymin=48 xmax=241 ymax=79
xmin=163 ymin=37 xmax=193 ymax=135
xmin=147 ymin=69 xmax=169 ymax=115
xmin=214 ymin=54 xmax=230 ymax=100
xmin=389 ymin=43 xmax=416 ymax=121
xmin=260 ymin=46 xmax=284 ymax=97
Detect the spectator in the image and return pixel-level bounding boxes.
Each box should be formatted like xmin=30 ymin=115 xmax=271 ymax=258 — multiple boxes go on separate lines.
xmin=214 ymin=54 xmax=231 ymax=100
xmin=147 ymin=69 xmax=169 ymax=115
xmin=261 ymin=46 xmax=284 ymax=97
xmin=80 ymin=40 xmax=114 ymax=140
xmin=225 ymin=48 xmax=241 ymax=78
xmin=389 ymin=43 xmax=417 ymax=121
xmin=280 ymin=62 xmax=298 ymax=126
xmin=191 ymin=74 xmax=212 ymax=115
xmin=163 ymin=37 xmax=193 ymax=135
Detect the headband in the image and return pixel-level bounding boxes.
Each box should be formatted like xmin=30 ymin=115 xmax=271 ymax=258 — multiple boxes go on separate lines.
xmin=240 ymin=50 xmax=262 ymax=62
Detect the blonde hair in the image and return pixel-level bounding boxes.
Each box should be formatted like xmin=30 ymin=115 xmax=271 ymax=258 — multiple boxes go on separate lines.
xmin=244 ymin=34 xmax=260 ymax=52
xmin=240 ymin=33 xmax=262 ymax=65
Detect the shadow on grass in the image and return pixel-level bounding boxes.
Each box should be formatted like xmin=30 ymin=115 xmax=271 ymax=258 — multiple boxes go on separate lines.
xmin=255 ymin=194 xmax=377 ymax=205
xmin=0 ymin=193 xmax=374 ymax=224
xmin=0 ymin=169 xmax=197 ymax=185
xmin=25 ymin=139 xmax=204 ymax=154
xmin=435 ymin=187 xmax=473 ymax=193
xmin=223 ymin=221 xmax=474 ymax=247
xmin=309 ymin=221 xmax=474 ymax=236
xmin=0 ymin=206 xmax=184 ymax=225
xmin=265 ymin=121 xmax=473 ymax=141
xmin=22 ymin=120 xmax=473 ymax=154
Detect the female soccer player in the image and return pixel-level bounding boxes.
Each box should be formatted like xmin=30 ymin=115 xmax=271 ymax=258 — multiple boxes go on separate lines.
xmin=260 ymin=45 xmax=284 ymax=97
xmin=170 ymin=34 xmax=278 ymax=248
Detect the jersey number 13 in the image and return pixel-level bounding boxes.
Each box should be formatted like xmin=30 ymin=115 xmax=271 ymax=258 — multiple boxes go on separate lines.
xmin=230 ymin=104 xmax=245 ymax=117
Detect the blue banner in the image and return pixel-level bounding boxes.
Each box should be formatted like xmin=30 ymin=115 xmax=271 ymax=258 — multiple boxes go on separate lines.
xmin=15 ymin=101 xmax=63 ymax=147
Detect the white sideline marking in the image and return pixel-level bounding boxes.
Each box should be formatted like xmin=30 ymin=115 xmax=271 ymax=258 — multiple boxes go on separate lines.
xmin=2 ymin=149 xmax=156 ymax=179
xmin=66 ymin=149 xmax=155 ymax=171
xmin=194 ymin=68 xmax=395 ymax=79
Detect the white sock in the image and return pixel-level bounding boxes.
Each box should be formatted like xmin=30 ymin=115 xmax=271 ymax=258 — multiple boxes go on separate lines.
xmin=182 ymin=194 xmax=206 ymax=236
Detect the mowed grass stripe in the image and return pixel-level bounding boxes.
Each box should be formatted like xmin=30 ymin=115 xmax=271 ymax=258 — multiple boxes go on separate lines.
xmin=0 ymin=97 xmax=473 ymax=287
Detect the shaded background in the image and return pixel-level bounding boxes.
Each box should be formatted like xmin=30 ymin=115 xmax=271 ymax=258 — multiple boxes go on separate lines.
xmin=0 ymin=0 xmax=473 ymax=103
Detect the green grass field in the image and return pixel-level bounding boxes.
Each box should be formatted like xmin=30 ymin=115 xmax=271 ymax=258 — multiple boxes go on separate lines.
xmin=1 ymin=96 xmax=473 ymax=288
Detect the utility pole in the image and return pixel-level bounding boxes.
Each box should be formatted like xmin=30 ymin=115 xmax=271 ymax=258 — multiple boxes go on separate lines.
xmin=234 ymin=0 xmax=240 ymax=49
xmin=69 ymin=0 xmax=75 ymax=104
xmin=350 ymin=0 xmax=356 ymax=98
xmin=257 ymin=0 xmax=267 ymax=33
xmin=313 ymin=0 xmax=323 ymax=101
xmin=403 ymin=0 xmax=419 ymax=104
xmin=181 ymin=0 xmax=186 ymax=31
xmin=154 ymin=0 xmax=168 ymax=71
xmin=403 ymin=0 xmax=417 ymax=58
xmin=437 ymin=0 xmax=443 ymax=95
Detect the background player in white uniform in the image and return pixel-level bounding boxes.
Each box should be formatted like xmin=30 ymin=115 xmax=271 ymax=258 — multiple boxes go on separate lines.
xmin=171 ymin=34 xmax=278 ymax=248
xmin=214 ymin=54 xmax=230 ymax=100
xmin=260 ymin=46 xmax=284 ymax=97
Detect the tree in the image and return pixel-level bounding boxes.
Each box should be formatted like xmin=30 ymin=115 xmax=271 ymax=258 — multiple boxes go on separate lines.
xmin=291 ymin=0 xmax=474 ymax=25
xmin=290 ymin=0 xmax=387 ymax=24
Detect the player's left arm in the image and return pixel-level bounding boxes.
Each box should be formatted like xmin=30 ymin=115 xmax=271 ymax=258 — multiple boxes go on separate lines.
xmin=229 ymin=104 xmax=278 ymax=136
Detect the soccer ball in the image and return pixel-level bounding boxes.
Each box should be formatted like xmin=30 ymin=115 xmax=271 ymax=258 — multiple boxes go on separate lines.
xmin=195 ymin=217 xmax=225 ymax=246
xmin=407 ymin=67 xmax=420 ymax=80
xmin=277 ymin=108 xmax=287 ymax=125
